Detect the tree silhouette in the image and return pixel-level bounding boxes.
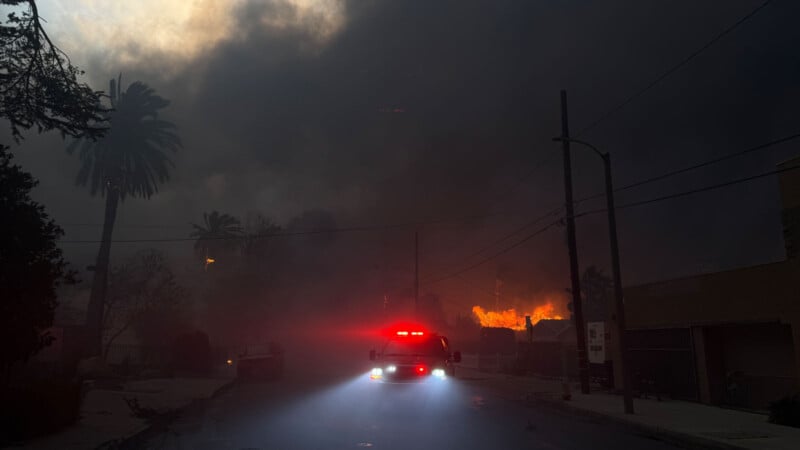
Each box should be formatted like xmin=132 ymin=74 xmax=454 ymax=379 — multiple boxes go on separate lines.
xmin=68 ymin=77 xmax=181 ymax=357
xmin=0 ymin=0 xmax=105 ymax=141
xmin=241 ymin=212 xmax=281 ymax=263
xmin=103 ymin=249 xmax=186 ymax=359
xmin=0 ymin=145 xmax=73 ymax=376
xmin=1 ymin=1 xmax=104 ymax=375
xmin=190 ymin=211 xmax=243 ymax=263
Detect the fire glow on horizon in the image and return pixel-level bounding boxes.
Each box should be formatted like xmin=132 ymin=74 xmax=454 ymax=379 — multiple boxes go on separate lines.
xmin=472 ymin=302 xmax=565 ymax=331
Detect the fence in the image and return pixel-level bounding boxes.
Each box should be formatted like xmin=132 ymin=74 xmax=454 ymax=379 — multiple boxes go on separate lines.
xmin=627 ymin=328 xmax=698 ymax=400
xmin=722 ymin=374 xmax=799 ymax=410
xmin=516 ymin=341 xmax=577 ymax=378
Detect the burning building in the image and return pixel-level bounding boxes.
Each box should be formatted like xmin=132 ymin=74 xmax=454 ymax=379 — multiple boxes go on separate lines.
xmin=470 ymin=297 xmax=570 ymax=373
xmin=471 ymin=299 xmax=568 ymax=331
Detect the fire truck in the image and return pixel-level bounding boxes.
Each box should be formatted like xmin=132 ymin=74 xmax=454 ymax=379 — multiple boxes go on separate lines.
xmin=368 ymin=326 xmax=461 ymax=382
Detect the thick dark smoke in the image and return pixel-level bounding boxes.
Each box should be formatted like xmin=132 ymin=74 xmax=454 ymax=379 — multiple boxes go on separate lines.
xmin=9 ymin=0 xmax=800 ymax=339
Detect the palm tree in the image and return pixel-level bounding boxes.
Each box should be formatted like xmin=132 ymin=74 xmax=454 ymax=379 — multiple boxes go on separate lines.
xmin=190 ymin=211 xmax=243 ymax=262
xmin=68 ymin=76 xmax=181 ymax=357
xmin=240 ymin=212 xmax=281 ymax=263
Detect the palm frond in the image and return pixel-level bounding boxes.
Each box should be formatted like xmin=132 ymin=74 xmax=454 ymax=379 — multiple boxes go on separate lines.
xmin=66 ymin=79 xmax=181 ymax=199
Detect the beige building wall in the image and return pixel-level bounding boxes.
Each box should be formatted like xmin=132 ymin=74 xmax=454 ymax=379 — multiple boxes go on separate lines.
xmin=621 ymin=260 xmax=800 ymax=405
xmin=625 ymin=260 xmax=800 ymax=329
xmin=612 ymin=157 xmax=800 ymax=405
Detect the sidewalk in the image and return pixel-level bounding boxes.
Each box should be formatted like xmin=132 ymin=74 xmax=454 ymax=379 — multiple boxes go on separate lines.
xmin=12 ymin=376 xmax=233 ymax=450
xmin=457 ymin=366 xmax=800 ymax=450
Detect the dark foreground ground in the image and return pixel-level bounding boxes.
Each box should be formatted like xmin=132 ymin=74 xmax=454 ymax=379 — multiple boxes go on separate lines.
xmin=134 ymin=354 xmax=681 ymax=450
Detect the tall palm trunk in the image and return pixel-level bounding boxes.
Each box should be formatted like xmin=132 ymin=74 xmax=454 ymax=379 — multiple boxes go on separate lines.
xmin=85 ymin=184 xmax=120 ymax=357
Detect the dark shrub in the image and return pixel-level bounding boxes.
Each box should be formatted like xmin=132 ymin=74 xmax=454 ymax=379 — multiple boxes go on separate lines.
xmin=769 ymin=394 xmax=800 ymax=428
xmin=171 ymin=330 xmax=211 ymax=374
xmin=0 ymin=381 xmax=82 ymax=445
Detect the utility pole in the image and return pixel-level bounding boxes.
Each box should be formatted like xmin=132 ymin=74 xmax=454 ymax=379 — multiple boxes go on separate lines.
xmin=551 ymin=136 xmax=635 ymax=414
xmin=604 ymin=153 xmax=635 ymax=413
xmin=414 ymin=231 xmax=419 ymax=316
xmin=560 ymin=90 xmax=590 ymax=394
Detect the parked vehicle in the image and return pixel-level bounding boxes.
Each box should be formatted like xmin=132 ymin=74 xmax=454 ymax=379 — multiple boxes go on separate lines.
xmin=235 ymin=342 xmax=284 ymax=381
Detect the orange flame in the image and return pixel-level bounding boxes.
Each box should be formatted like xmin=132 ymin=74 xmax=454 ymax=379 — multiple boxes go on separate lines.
xmin=472 ymin=302 xmax=565 ymax=331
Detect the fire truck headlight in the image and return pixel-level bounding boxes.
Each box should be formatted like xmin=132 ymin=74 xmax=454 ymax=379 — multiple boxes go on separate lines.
xmin=432 ymin=368 xmax=446 ymax=378
xmin=370 ymin=368 xmax=383 ymax=379
xmin=386 ymin=365 xmax=397 ymax=373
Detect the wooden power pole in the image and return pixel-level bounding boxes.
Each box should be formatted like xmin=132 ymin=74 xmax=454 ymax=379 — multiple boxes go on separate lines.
xmin=560 ymin=90 xmax=590 ymax=394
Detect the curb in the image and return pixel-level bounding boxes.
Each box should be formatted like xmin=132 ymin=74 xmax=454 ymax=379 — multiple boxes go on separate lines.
xmin=526 ymin=394 xmax=746 ymax=450
xmin=94 ymin=378 xmax=235 ymax=450
xmin=458 ymin=369 xmax=749 ymax=450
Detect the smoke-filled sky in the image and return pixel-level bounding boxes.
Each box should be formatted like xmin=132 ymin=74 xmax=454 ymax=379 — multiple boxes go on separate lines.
xmin=6 ymin=0 xmax=800 ymax=317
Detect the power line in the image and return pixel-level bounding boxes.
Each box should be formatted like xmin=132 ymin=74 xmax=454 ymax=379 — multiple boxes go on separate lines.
xmin=421 ymin=163 xmax=799 ymax=289
xmin=574 ymin=131 xmax=800 ymax=205
xmin=56 ymin=210 xmax=524 ymax=244
xmin=454 ymin=274 xmax=497 ymax=299
xmin=420 ymin=218 xmax=563 ymax=286
xmin=418 ymin=154 xmax=559 ymax=269
xmin=450 ymin=206 xmax=562 ymax=263
xmin=575 ymin=164 xmax=800 ymax=219
xmin=417 ymin=153 xmax=561 ymax=282
xmin=61 ymin=223 xmax=190 ymax=229
xmin=64 ymin=152 xmax=555 ymax=234
xmin=577 ymin=0 xmax=773 ymax=136
xmin=422 ymin=164 xmax=799 ymax=291
xmin=372 ymin=150 xmax=559 ymax=298
xmin=419 ymin=206 xmax=563 ymax=282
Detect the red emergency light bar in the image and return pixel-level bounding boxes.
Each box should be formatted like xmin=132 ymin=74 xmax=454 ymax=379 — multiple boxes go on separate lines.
xmin=395 ymin=330 xmax=424 ymax=336
xmin=383 ymin=322 xmax=428 ymax=338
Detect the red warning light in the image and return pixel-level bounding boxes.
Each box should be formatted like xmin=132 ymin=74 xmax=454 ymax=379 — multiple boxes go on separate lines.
xmin=383 ymin=323 xmax=428 ymax=338
xmin=417 ymin=366 xmax=426 ymax=373
xmin=396 ymin=330 xmax=425 ymax=337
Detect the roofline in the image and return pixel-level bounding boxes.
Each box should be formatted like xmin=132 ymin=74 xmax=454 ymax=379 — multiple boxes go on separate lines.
xmin=624 ymin=258 xmax=791 ymax=290
xmin=627 ymin=318 xmax=788 ymax=331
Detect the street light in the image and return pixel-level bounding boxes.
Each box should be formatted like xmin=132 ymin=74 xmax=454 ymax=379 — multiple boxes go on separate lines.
xmin=204 ymin=249 xmax=216 ymax=272
xmin=552 ymin=136 xmax=634 ymax=415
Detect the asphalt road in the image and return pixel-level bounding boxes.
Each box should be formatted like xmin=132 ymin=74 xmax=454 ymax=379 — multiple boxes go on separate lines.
xmin=137 ymin=361 xmax=681 ymax=450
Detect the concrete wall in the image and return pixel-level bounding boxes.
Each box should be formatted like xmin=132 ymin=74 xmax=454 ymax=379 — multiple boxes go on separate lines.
xmin=622 ymin=260 xmax=800 ymax=406
xmin=704 ymin=323 xmax=798 ymax=408
xmin=612 ymin=160 xmax=800 ymax=405
xmin=625 ymin=260 xmax=800 ymax=329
